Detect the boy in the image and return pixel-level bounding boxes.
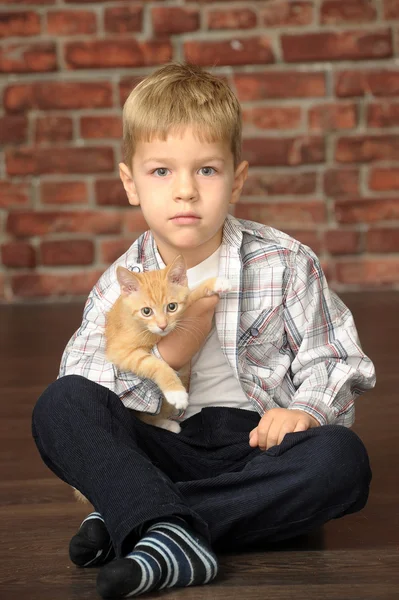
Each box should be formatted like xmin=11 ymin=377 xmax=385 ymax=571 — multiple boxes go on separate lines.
xmin=32 ymin=62 xmax=375 ymax=599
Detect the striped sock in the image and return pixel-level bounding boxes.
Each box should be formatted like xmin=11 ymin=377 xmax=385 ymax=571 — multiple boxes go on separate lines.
xmin=69 ymin=512 xmax=115 ymax=567
xmin=96 ymin=516 xmax=218 ymax=598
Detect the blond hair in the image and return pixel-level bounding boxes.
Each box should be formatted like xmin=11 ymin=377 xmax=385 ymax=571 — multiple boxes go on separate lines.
xmin=122 ymin=62 xmax=242 ymax=170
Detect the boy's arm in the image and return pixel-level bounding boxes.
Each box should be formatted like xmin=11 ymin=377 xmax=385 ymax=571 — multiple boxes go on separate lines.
xmin=284 ymin=247 xmax=376 ymax=427
xmin=154 ymin=295 xmax=219 ymax=371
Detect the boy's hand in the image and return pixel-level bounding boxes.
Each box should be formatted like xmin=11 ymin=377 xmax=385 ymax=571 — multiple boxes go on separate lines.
xmin=249 ymin=408 xmax=320 ymax=451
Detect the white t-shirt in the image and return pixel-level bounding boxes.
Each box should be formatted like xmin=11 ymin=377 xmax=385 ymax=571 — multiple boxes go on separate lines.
xmin=182 ymin=245 xmax=255 ymax=420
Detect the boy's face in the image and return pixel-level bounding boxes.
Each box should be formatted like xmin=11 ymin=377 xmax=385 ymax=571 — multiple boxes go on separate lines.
xmin=119 ymin=126 xmax=248 ymax=269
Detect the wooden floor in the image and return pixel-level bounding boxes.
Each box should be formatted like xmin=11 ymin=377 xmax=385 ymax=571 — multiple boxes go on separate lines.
xmin=0 ymin=292 xmax=398 ymax=600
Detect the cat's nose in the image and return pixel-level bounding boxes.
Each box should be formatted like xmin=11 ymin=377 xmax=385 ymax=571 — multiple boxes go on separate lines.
xmin=158 ymin=324 xmax=167 ymax=331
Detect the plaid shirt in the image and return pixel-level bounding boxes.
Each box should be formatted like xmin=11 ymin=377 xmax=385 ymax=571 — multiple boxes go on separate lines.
xmin=59 ymin=213 xmax=376 ymax=427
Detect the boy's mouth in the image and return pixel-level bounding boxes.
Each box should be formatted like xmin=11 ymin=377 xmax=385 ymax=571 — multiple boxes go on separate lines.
xmin=170 ymin=212 xmax=201 ymax=225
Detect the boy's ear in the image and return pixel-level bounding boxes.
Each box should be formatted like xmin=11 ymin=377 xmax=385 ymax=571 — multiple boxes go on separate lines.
xmin=230 ymin=160 xmax=249 ymax=206
xmin=119 ymin=162 xmax=139 ymax=206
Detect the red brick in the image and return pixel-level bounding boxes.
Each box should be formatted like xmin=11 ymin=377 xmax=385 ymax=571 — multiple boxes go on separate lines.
xmin=11 ymin=270 xmax=103 ymax=298
xmin=367 ymin=228 xmax=399 ymax=252
xmin=243 ymin=137 xmax=324 ymax=166
xmin=261 ymin=1 xmax=313 ymax=26
xmin=185 ymin=37 xmax=274 ymax=67
xmin=321 ymin=0 xmax=377 ymax=23
xmin=0 ymin=42 xmax=57 ymax=73
xmin=41 ymin=240 xmax=94 ymax=266
xmin=282 ymin=30 xmax=392 ymax=62
xmin=367 ymin=102 xmax=399 ymax=127
xmin=0 ymin=181 xmax=30 ymax=208
xmin=234 ymin=72 xmax=326 ymax=101
xmin=336 ymin=135 xmax=399 ymax=162
xmin=309 ymin=103 xmax=357 ymax=130
xmin=235 ymin=201 xmax=326 ymax=226
xmin=284 ymin=230 xmax=322 ymax=254
xmin=243 ymin=172 xmax=316 ymax=196
xmin=325 ymin=230 xmax=361 ymax=254
xmin=65 ymin=40 xmax=172 ymax=69
xmin=104 ymin=6 xmax=143 ymax=33
xmin=152 ymin=7 xmax=199 ymax=35
xmin=95 ymin=179 xmax=126 ymax=206
xmin=6 ymin=211 xmax=122 ymax=237
xmin=125 ymin=210 xmax=150 ymax=233
xmin=35 ymin=116 xmax=73 ymax=143
xmin=101 ymin=239 xmax=135 ymax=264
xmin=335 ymin=198 xmax=399 ymax=223
xmin=207 ymin=9 xmax=257 ymax=30
xmin=0 ymin=274 xmax=5 ymax=300
xmin=6 ymin=147 xmax=114 ymax=175
xmin=369 ymin=168 xmax=399 ymax=191
xmin=335 ymin=69 xmax=399 ymax=97
xmin=335 ymin=258 xmax=399 ymax=284
xmin=384 ymin=0 xmax=399 ymax=18
xmin=81 ymin=116 xmax=122 ymax=139
xmin=0 ymin=116 xmax=27 ymax=144
xmin=40 ymin=181 xmax=88 ymax=205
xmin=0 ymin=11 xmax=41 ymax=38
xmin=47 ymin=10 xmax=96 ymax=35
xmin=243 ymin=106 xmax=301 ymax=130
xmin=324 ymin=168 xmax=359 ymax=196
xmin=1 ymin=242 xmax=36 ymax=268
xmin=4 ymin=81 xmax=113 ymax=113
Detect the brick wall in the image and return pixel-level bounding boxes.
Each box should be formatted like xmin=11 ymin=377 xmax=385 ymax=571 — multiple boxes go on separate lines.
xmin=1 ymin=0 xmax=399 ymax=301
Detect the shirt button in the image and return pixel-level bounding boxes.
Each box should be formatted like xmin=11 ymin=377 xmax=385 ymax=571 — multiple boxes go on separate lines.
xmin=250 ymin=327 xmax=259 ymax=337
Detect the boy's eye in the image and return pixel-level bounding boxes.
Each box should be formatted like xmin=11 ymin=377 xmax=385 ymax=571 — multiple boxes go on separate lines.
xmin=167 ymin=303 xmax=178 ymax=312
xmin=200 ymin=167 xmax=216 ymax=176
xmin=153 ymin=168 xmax=169 ymax=177
xmin=141 ymin=307 xmax=153 ymax=317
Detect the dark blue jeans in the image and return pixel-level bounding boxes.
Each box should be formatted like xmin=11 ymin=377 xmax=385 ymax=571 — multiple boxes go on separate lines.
xmin=32 ymin=374 xmax=372 ymax=558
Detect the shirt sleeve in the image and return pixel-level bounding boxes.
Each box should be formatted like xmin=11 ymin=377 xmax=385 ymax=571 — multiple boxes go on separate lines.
xmin=58 ymin=273 xmax=162 ymax=414
xmin=283 ymin=246 xmax=376 ymax=427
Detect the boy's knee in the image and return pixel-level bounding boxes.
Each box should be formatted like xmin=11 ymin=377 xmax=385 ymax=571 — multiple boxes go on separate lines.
xmin=32 ymin=374 xmax=88 ymax=429
xmin=316 ymin=425 xmax=372 ymax=489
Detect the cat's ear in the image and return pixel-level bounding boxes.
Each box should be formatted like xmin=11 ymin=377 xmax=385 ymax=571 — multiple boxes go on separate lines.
xmin=166 ymin=255 xmax=188 ymax=287
xmin=116 ymin=266 xmax=141 ymax=295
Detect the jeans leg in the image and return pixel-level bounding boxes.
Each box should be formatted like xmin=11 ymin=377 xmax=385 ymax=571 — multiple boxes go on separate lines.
xmin=176 ymin=424 xmax=372 ymax=551
xmin=31 ymin=374 xmax=211 ymax=557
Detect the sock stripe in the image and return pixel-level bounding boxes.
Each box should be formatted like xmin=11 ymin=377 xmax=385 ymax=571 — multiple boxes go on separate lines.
xmin=135 ymin=537 xmax=181 ymax=589
xmin=81 ymin=511 xmax=104 ymax=527
xmin=125 ymin=554 xmax=157 ymax=597
xmin=146 ymin=522 xmax=217 ymax=584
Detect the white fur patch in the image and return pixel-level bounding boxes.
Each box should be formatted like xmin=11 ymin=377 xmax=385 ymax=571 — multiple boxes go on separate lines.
xmin=213 ymin=278 xmax=231 ymax=294
xmin=164 ymin=390 xmax=189 ymax=410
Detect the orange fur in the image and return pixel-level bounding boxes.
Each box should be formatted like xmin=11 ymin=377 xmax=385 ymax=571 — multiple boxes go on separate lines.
xmin=73 ymin=255 xmax=230 ymax=504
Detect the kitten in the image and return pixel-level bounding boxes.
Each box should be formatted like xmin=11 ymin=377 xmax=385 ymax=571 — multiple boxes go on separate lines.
xmin=73 ymin=254 xmax=230 ymax=504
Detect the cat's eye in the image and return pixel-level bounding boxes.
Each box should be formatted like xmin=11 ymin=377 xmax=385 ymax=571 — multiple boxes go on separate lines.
xmin=167 ymin=303 xmax=178 ymax=312
xmin=141 ymin=307 xmax=153 ymax=317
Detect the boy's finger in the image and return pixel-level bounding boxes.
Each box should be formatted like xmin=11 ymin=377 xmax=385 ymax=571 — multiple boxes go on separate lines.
xmin=249 ymin=429 xmax=258 ymax=446
xmin=293 ymin=420 xmax=308 ymax=432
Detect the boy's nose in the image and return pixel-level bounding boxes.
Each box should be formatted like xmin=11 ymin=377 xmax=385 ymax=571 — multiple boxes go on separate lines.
xmin=173 ymin=177 xmax=198 ymax=201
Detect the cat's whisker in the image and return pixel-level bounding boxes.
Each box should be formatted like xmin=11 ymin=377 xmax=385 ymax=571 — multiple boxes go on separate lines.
xmin=173 ymin=323 xmax=202 ymax=345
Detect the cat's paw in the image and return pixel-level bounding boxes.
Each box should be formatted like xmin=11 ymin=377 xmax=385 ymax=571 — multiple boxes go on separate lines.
xmin=162 ymin=420 xmax=182 ymax=434
xmin=164 ymin=390 xmax=189 ymax=410
xmin=213 ymin=278 xmax=231 ymax=295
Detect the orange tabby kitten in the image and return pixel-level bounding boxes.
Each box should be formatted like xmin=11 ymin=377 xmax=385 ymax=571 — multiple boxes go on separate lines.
xmin=73 ymin=254 xmax=230 ymax=504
